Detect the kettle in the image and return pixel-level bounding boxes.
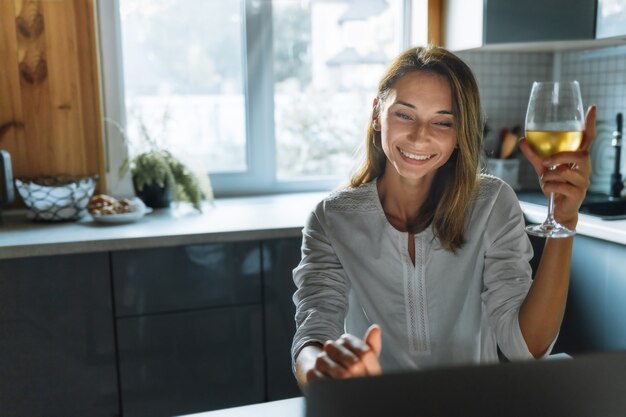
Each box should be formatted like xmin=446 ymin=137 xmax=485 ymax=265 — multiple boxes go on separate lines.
xmin=0 ymin=149 xmax=15 ymax=207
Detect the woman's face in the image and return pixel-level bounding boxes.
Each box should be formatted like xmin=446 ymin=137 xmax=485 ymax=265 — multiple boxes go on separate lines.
xmin=376 ymin=71 xmax=457 ymax=184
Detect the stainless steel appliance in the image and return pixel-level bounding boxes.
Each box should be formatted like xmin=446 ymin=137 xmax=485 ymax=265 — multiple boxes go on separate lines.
xmin=0 ymin=150 xmax=15 ymax=221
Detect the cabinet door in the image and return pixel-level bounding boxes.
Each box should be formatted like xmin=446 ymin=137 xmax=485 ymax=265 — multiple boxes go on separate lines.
xmin=262 ymin=238 xmax=303 ymax=400
xmin=604 ymin=240 xmax=626 ymax=350
xmin=596 ymin=0 xmax=626 ymax=38
xmin=559 ymin=235 xmax=626 ymax=355
xmin=112 ymin=241 xmax=262 ymax=316
xmin=484 ymin=0 xmax=596 ymax=44
xmin=0 ymin=253 xmax=118 ymax=417
xmin=117 ymin=305 xmax=264 ymax=417
xmin=557 ymin=236 xmax=609 ymax=354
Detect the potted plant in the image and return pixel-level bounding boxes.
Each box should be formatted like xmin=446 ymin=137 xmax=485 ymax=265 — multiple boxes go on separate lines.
xmin=110 ymin=116 xmax=212 ymax=212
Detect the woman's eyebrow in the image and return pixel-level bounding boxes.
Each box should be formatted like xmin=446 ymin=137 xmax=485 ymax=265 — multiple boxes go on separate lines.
xmin=395 ymin=100 xmax=416 ymax=108
xmin=395 ymin=100 xmax=454 ymax=115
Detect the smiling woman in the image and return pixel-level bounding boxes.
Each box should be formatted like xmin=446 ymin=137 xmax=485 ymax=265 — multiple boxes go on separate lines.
xmin=291 ymin=45 xmax=596 ymax=389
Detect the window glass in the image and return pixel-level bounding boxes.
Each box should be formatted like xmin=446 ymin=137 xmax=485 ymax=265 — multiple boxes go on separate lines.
xmin=119 ymin=0 xmax=246 ymax=173
xmin=273 ymin=0 xmax=404 ymax=180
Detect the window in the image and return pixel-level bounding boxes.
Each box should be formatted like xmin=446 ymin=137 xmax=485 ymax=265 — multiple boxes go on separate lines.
xmin=273 ymin=0 xmax=405 ymax=181
xmin=119 ymin=0 xmax=246 ymax=173
xmin=98 ymin=0 xmax=426 ymax=196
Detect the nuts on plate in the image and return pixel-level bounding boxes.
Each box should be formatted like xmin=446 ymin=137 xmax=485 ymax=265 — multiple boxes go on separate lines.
xmin=88 ymin=194 xmax=134 ymax=216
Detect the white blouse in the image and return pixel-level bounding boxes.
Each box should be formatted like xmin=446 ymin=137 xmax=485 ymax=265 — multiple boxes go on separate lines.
xmin=292 ymin=175 xmax=554 ymax=373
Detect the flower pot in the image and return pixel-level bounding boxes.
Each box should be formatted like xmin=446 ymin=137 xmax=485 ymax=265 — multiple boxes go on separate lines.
xmin=133 ymin=180 xmax=172 ymax=209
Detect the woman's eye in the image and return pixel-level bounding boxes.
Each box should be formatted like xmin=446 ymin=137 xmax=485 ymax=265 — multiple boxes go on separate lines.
xmin=435 ymin=122 xmax=453 ymax=127
xmin=395 ymin=112 xmax=412 ymax=121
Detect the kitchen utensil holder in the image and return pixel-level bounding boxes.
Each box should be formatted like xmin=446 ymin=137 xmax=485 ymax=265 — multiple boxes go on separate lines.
xmin=487 ymin=158 xmax=520 ymax=190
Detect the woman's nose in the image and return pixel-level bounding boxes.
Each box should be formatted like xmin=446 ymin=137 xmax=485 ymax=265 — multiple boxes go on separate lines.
xmin=408 ymin=122 xmax=429 ymax=143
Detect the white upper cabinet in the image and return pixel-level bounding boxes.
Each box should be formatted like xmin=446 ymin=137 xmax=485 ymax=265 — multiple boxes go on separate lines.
xmin=596 ymin=0 xmax=626 ymax=38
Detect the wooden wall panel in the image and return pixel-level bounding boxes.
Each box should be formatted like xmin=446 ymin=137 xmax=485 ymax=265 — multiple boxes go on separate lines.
xmin=0 ymin=0 xmax=105 ymax=197
xmin=73 ymin=0 xmax=104 ymax=178
xmin=0 ymin=1 xmax=27 ymax=164
xmin=428 ymin=0 xmax=443 ymax=46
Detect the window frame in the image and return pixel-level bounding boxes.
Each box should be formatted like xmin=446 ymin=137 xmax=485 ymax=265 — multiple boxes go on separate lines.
xmin=97 ymin=0 xmax=422 ymax=197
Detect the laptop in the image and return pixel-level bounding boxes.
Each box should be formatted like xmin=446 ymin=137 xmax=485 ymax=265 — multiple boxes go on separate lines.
xmin=306 ymin=351 xmax=626 ymax=417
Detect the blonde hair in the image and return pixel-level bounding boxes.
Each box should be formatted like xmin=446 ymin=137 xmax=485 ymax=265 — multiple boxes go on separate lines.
xmin=350 ymin=45 xmax=484 ymax=252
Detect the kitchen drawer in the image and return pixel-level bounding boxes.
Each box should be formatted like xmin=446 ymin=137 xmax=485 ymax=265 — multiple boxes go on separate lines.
xmin=112 ymin=241 xmax=261 ymax=316
xmin=0 ymin=253 xmax=118 ymax=417
xmin=116 ymin=305 xmax=264 ymax=417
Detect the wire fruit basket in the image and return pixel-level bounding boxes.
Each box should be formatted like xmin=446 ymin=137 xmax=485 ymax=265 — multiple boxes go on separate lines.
xmin=15 ymin=175 xmax=99 ymax=221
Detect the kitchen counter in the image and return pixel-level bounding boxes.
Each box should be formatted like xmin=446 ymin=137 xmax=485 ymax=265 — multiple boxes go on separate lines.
xmin=0 ymin=192 xmax=325 ymax=260
xmin=518 ymin=199 xmax=626 ymax=245
xmin=1 ymin=190 xmax=625 ymax=260
xmin=179 ymin=397 xmax=304 ymax=417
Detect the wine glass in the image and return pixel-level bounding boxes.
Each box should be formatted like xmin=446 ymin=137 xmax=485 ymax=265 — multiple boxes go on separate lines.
xmin=525 ymin=81 xmax=585 ymax=238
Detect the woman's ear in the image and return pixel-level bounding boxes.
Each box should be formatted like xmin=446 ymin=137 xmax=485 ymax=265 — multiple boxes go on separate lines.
xmin=372 ymin=98 xmax=381 ymax=131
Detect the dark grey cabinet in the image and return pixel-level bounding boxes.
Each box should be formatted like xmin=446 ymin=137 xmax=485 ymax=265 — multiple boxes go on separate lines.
xmin=0 ymin=238 xmax=304 ymax=416
xmin=262 ymin=238 xmax=302 ymax=401
xmin=556 ymin=234 xmax=626 ymax=354
xmin=445 ymin=0 xmax=597 ymax=50
xmin=111 ymin=241 xmax=265 ymax=417
xmin=117 ymin=306 xmax=264 ymax=417
xmin=112 ymin=242 xmax=262 ymax=317
xmin=0 ymin=253 xmax=119 ymax=417
xmin=484 ymin=0 xmax=596 ymax=44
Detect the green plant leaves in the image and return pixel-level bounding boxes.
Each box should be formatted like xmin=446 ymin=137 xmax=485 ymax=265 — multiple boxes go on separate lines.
xmin=131 ymin=150 xmax=204 ymax=212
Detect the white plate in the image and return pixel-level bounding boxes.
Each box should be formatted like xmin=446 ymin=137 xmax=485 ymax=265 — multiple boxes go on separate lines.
xmin=92 ymin=207 xmax=153 ymax=224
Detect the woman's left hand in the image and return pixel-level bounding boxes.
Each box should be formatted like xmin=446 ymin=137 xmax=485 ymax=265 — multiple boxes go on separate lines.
xmin=519 ymin=105 xmax=597 ymax=230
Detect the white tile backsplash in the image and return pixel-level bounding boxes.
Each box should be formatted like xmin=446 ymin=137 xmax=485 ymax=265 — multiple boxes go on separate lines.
xmin=559 ymin=46 xmax=626 ymax=194
xmin=457 ymin=45 xmax=626 ymax=194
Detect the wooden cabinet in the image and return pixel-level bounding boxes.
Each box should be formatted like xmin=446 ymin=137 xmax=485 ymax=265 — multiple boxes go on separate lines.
xmin=0 ymin=253 xmax=119 ymax=417
xmin=0 ymin=0 xmax=106 ymax=190
xmin=443 ymin=0 xmax=597 ymax=51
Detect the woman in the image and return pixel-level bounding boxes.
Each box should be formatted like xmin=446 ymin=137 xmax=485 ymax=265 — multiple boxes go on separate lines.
xmin=291 ymin=45 xmax=596 ymax=388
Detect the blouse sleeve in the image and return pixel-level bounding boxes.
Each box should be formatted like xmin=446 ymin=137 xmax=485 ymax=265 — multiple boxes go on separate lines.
xmin=481 ymin=183 xmax=556 ymax=361
xmin=291 ymin=204 xmax=351 ymax=371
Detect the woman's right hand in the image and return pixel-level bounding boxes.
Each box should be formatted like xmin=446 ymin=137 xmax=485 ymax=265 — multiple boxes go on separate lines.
xmin=305 ymin=325 xmax=382 ymax=383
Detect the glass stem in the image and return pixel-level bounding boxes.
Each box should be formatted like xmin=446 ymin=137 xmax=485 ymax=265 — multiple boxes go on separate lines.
xmin=544 ymin=165 xmax=558 ymax=228
xmin=546 ymin=192 xmax=556 ymax=224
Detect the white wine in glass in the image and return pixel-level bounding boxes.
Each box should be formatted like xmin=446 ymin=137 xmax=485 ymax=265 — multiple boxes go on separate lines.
xmin=525 ymin=81 xmax=585 ymax=238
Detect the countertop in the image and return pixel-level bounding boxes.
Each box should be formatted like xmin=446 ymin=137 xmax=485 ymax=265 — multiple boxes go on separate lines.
xmin=0 ymin=192 xmax=325 ymax=260
xmin=1 ymin=191 xmax=625 ymax=260
xmin=178 ymin=397 xmax=304 ymax=417
xmin=518 ymin=197 xmax=626 ymax=245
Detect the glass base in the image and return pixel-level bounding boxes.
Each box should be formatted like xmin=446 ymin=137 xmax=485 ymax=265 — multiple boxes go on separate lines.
xmin=526 ymin=222 xmax=576 ymax=238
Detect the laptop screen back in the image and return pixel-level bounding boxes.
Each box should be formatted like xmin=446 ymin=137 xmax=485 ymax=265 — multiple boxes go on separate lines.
xmin=306 ymin=351 xmax=626 ymax=417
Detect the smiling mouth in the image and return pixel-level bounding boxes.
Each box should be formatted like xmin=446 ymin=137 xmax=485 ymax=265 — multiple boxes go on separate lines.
xmin=398 ymin=147 xmax=434 ymax=161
